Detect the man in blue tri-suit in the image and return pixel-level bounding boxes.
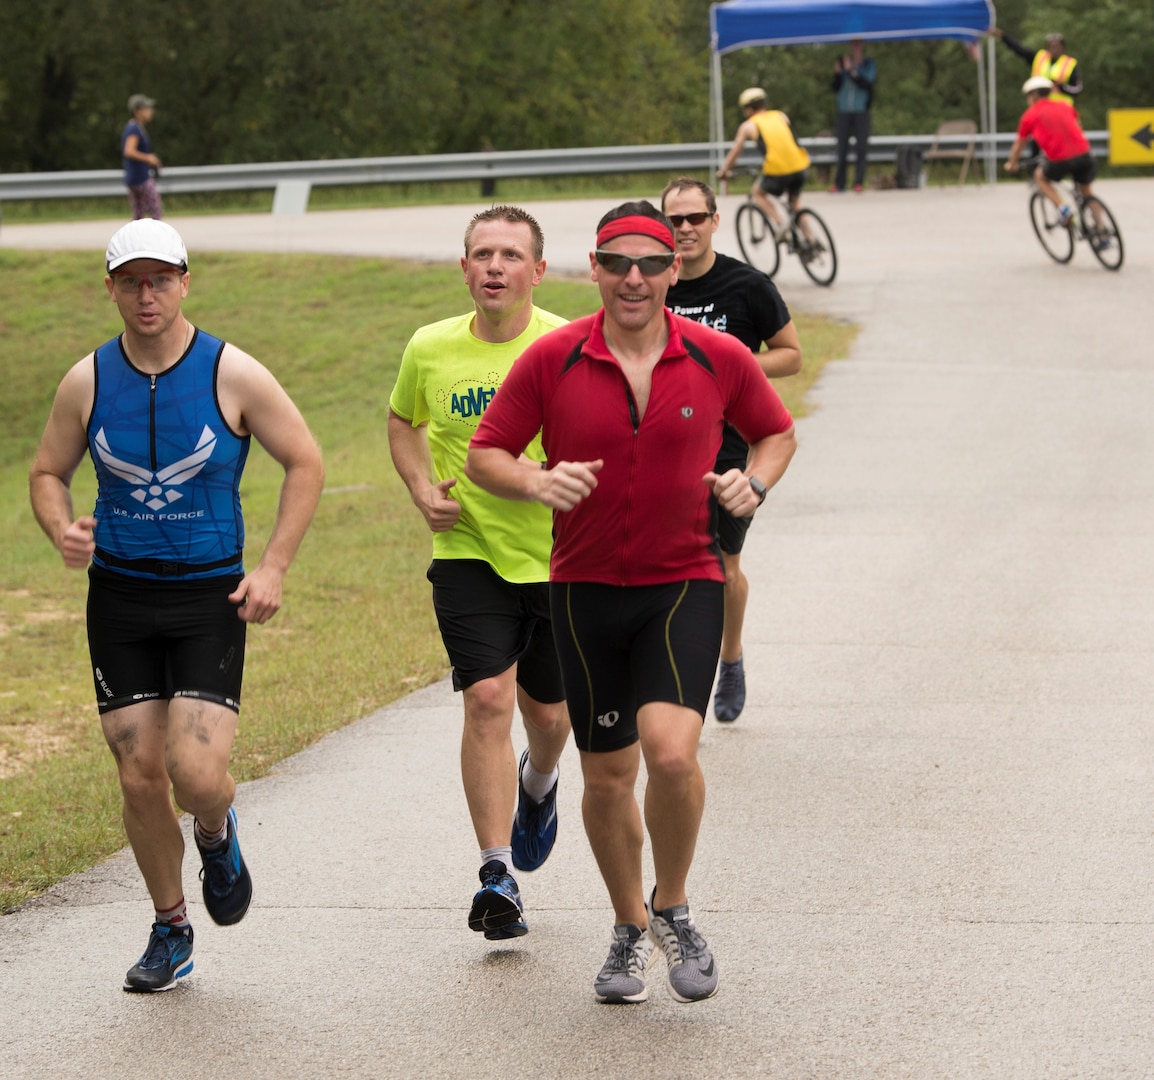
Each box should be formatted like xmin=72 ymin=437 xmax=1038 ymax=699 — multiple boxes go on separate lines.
xmin=29 ymin=218 xmax=325 ymax=993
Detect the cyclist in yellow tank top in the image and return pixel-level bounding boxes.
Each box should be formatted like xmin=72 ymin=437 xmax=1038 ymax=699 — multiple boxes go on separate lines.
xmin=717 ymin=88 xmax=812 ymax=235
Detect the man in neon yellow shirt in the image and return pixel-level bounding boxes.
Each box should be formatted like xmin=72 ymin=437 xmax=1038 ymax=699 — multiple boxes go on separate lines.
xmin=388 ymin=206 xmax=570 ymax=941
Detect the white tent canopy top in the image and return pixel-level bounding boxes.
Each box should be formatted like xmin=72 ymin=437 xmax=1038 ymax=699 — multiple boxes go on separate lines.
xmin=709 ymin=0 xmax=999 ymax=181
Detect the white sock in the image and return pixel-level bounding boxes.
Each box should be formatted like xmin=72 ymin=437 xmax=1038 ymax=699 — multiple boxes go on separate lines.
xmin=194 ymin=818 xmax=227 ymax=850
xmin=520 ymin=756 xmax=558 ymax=803
xmin=481 ymin=846 xmax=514 ymax=876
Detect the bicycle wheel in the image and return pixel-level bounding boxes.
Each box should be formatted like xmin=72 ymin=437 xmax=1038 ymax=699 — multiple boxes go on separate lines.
xmin=793 ymin=209 xmax=837 ymax=286
xmin=1080 ymin=195 xmax=1124 ymax=271
xmin=735 ymin=201 xmax=781 ymax=278
xmin=1029 ymin=191 xmax=1073 ymax=264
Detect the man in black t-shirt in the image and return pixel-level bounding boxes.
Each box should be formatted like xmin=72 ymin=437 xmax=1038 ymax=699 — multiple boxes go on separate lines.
xmin=660 ymin=176 xmax=803 ymax=724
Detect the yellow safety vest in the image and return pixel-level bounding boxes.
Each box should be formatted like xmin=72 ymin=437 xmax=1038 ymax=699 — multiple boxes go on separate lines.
xmin=1032 ymin=50 xmax=1077 ymax=108
xmin=750 ymin=110 xmax=811 ymax=176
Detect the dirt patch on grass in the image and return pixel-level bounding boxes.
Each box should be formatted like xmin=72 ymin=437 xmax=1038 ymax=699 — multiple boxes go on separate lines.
xmin=0 ymin=725 xmax=73 ymax=780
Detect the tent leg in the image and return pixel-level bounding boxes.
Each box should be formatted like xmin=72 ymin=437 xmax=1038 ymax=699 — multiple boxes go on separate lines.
xmin=986 ymin=33 xmax=998 ymax=184
xmin=976 ymin=44 xmax=988 ymax=184
xmin=711 ymin=48 xmax=725 ymax=180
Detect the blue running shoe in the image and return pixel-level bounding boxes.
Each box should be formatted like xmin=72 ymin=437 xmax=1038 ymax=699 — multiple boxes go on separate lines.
xmin=196 ymin=806 xmax=253 ymax=926
xmin=123 ymin=923 xmax=194 ymax=993
xmin=511 ymin=749 xmax=559 ymax=872
xmin=468 ymin=860 xmax=525 ymax=935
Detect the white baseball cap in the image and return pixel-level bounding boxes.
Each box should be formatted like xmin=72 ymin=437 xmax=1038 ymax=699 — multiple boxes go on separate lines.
xmin=105 ymin=219 xmax=188 ymax=272
xmin=1022 ymin=76 xmax=1053 ymax=95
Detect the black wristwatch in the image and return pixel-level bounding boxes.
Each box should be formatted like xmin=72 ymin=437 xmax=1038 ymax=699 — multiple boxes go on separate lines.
xmin=748 ymin=476 xmax=768 ymax=506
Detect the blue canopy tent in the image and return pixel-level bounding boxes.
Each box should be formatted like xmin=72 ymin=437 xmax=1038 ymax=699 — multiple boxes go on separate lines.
xmin=709 ymin=0 xmax=998 ymax=182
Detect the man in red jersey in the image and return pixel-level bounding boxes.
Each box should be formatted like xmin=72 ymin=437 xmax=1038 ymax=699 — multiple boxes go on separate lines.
xmin=1005 ymin=76 xmax=1096 ymax=228
xmin=466 ymin=200 xmax=796 ymax=1006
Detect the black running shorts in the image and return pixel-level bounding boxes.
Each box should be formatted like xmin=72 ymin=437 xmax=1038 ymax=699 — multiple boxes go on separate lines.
xmin=86 ymin=566 xmax=246 ymax=714
xmin=426 ymin=559 xmax=564 ymax=702
xmin=758 ymin=169 xmax=809 ymax=198
xmin=714 ymin=451 xmax=755 ymax=556
xmin=550 ymin=579 xmax=724 ymax=753
xmin=1043 ymin=153 xmax=1096 ymax=186
xmin=716 ymin=504 xmax=754 ymax=556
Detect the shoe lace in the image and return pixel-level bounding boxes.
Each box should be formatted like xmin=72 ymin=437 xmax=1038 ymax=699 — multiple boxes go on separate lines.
xmin=603 ymin=937 xmax=645 ymax=976
xmin=199 ymin=847 xmax=236 ymax=895
xmin=603 ymin=939 xmax=632 ymax=973
xmin=716 ymin=665 xmax=742 ymax=695
xmin=140 ymin=925 xmax=182 ymax=967
xmin=668 ymin=915 xmax=710 ymax=963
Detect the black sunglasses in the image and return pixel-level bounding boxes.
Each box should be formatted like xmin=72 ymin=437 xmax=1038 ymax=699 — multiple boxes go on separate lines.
xmin=667 ymin=212 xmax=713 ymax=228
xmin=594 ymin=250 xmax=676 ymax=275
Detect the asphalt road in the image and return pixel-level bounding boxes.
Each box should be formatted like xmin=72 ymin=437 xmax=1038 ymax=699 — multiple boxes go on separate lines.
xmin=2 ymin=177 xmax=1153 ymax=1079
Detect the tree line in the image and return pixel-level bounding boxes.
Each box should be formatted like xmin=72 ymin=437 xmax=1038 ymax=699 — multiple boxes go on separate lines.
xmin=1 ymin=0 xmax=1149 ymax=175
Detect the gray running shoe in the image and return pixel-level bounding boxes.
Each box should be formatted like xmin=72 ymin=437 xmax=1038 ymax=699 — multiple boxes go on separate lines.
xmin=646 ymin=889 xmax=719 ymax=1003
xmin=594 ymin=923 xmax=656 ymax=1004
xmin=713 ymin=656 xmax=746 ymax=723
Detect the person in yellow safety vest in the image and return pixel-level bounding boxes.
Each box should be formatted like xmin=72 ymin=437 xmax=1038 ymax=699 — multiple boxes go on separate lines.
xmin=991 ymin=29 xmax=1081 ymax=109
xmin=717 ymin=88 xmax=812 ymax=235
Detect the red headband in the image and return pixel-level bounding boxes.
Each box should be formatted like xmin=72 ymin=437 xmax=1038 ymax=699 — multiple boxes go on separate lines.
xmin=596 ymin=215 xmax=675 ymax=251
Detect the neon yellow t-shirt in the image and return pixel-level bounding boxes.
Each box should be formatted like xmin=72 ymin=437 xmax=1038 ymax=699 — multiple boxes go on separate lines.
xmin=751 ymin=110 xmax=811 ymax=176
xmin=389 ymin=307 xmax=567 ymax=583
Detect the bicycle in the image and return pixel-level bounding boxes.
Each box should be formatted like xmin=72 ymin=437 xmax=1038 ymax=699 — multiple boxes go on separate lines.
xmin=733 ymin=186 xmax=838 ymax=286
xmin=1022 ymin=157 xmax=1123 ymax=271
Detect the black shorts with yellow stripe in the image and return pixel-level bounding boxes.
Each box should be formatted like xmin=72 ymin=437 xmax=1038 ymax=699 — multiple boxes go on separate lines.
xmin=550 ymin=579 xmax=724 ymax=753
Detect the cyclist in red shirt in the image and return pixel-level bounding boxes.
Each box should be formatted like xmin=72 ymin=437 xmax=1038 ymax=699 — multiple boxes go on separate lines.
xmin=1005 ymin=76 xmax=1096 ymax=228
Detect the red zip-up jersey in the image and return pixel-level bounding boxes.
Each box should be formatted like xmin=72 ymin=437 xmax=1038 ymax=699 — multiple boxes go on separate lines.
xmin=470 ymin=308 xmax=793 ymax=586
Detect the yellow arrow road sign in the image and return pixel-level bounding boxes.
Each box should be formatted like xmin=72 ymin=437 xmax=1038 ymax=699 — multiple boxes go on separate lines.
xmin=1108 ymin=109 xmax=1154 ymax=165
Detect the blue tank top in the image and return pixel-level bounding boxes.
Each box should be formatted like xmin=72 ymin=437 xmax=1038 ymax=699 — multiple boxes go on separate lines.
xmin=88 ymin=329 xmax=250 ymax=580
xmin=121 ymin=120 xmax=153 ymax=187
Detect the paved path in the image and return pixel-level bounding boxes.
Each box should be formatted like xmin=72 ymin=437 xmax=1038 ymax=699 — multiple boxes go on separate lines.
xmin=3 ymin=180 xmax=1154 ymax=1079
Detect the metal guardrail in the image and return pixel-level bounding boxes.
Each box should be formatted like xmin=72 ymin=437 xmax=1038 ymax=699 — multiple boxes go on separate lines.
xmin=0 ymin=132 xmax=1110 ymax=214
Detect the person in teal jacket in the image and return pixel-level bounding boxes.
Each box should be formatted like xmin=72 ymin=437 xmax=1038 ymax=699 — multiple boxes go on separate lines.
xmin=831 ymin=39 xmax=877 ymax=192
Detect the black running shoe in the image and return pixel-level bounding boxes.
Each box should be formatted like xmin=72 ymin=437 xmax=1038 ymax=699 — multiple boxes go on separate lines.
xmin=123 ymin=923 xmax=194 ymax=993
xmin=196 ymin=806 xmax=253 ymax=926
xmin=468 ymin=860 xmax=526 ymax=935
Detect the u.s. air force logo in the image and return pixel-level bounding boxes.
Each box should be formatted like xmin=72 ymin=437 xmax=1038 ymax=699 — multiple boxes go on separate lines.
xmin=93 ymin=425 xmax=216 ymax=511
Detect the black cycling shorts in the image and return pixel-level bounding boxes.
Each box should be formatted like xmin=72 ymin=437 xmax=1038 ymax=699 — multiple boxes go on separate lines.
xmin=758 ymin=169 xmax=809 ymax=198
xmin=427 ymin=559 xmax=564 ymax=702
xmin=550 ymin=579 xmax=724 ymax=753
xmin=1043 ymin=153 xmax=1096 ymax=186
xmin=86 ymin=566 xmax=246 ymax=714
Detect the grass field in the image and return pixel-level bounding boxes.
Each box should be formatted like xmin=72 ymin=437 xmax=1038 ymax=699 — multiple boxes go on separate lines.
xmin=0 ymin=244 xmax=857 ymax=913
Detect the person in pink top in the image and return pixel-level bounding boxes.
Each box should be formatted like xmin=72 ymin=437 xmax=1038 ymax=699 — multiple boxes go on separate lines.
xmin=466 ymin=200 xmax=796 ymax=1006
xmin=1005 ymin=76 xmax=1096 ymax=228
